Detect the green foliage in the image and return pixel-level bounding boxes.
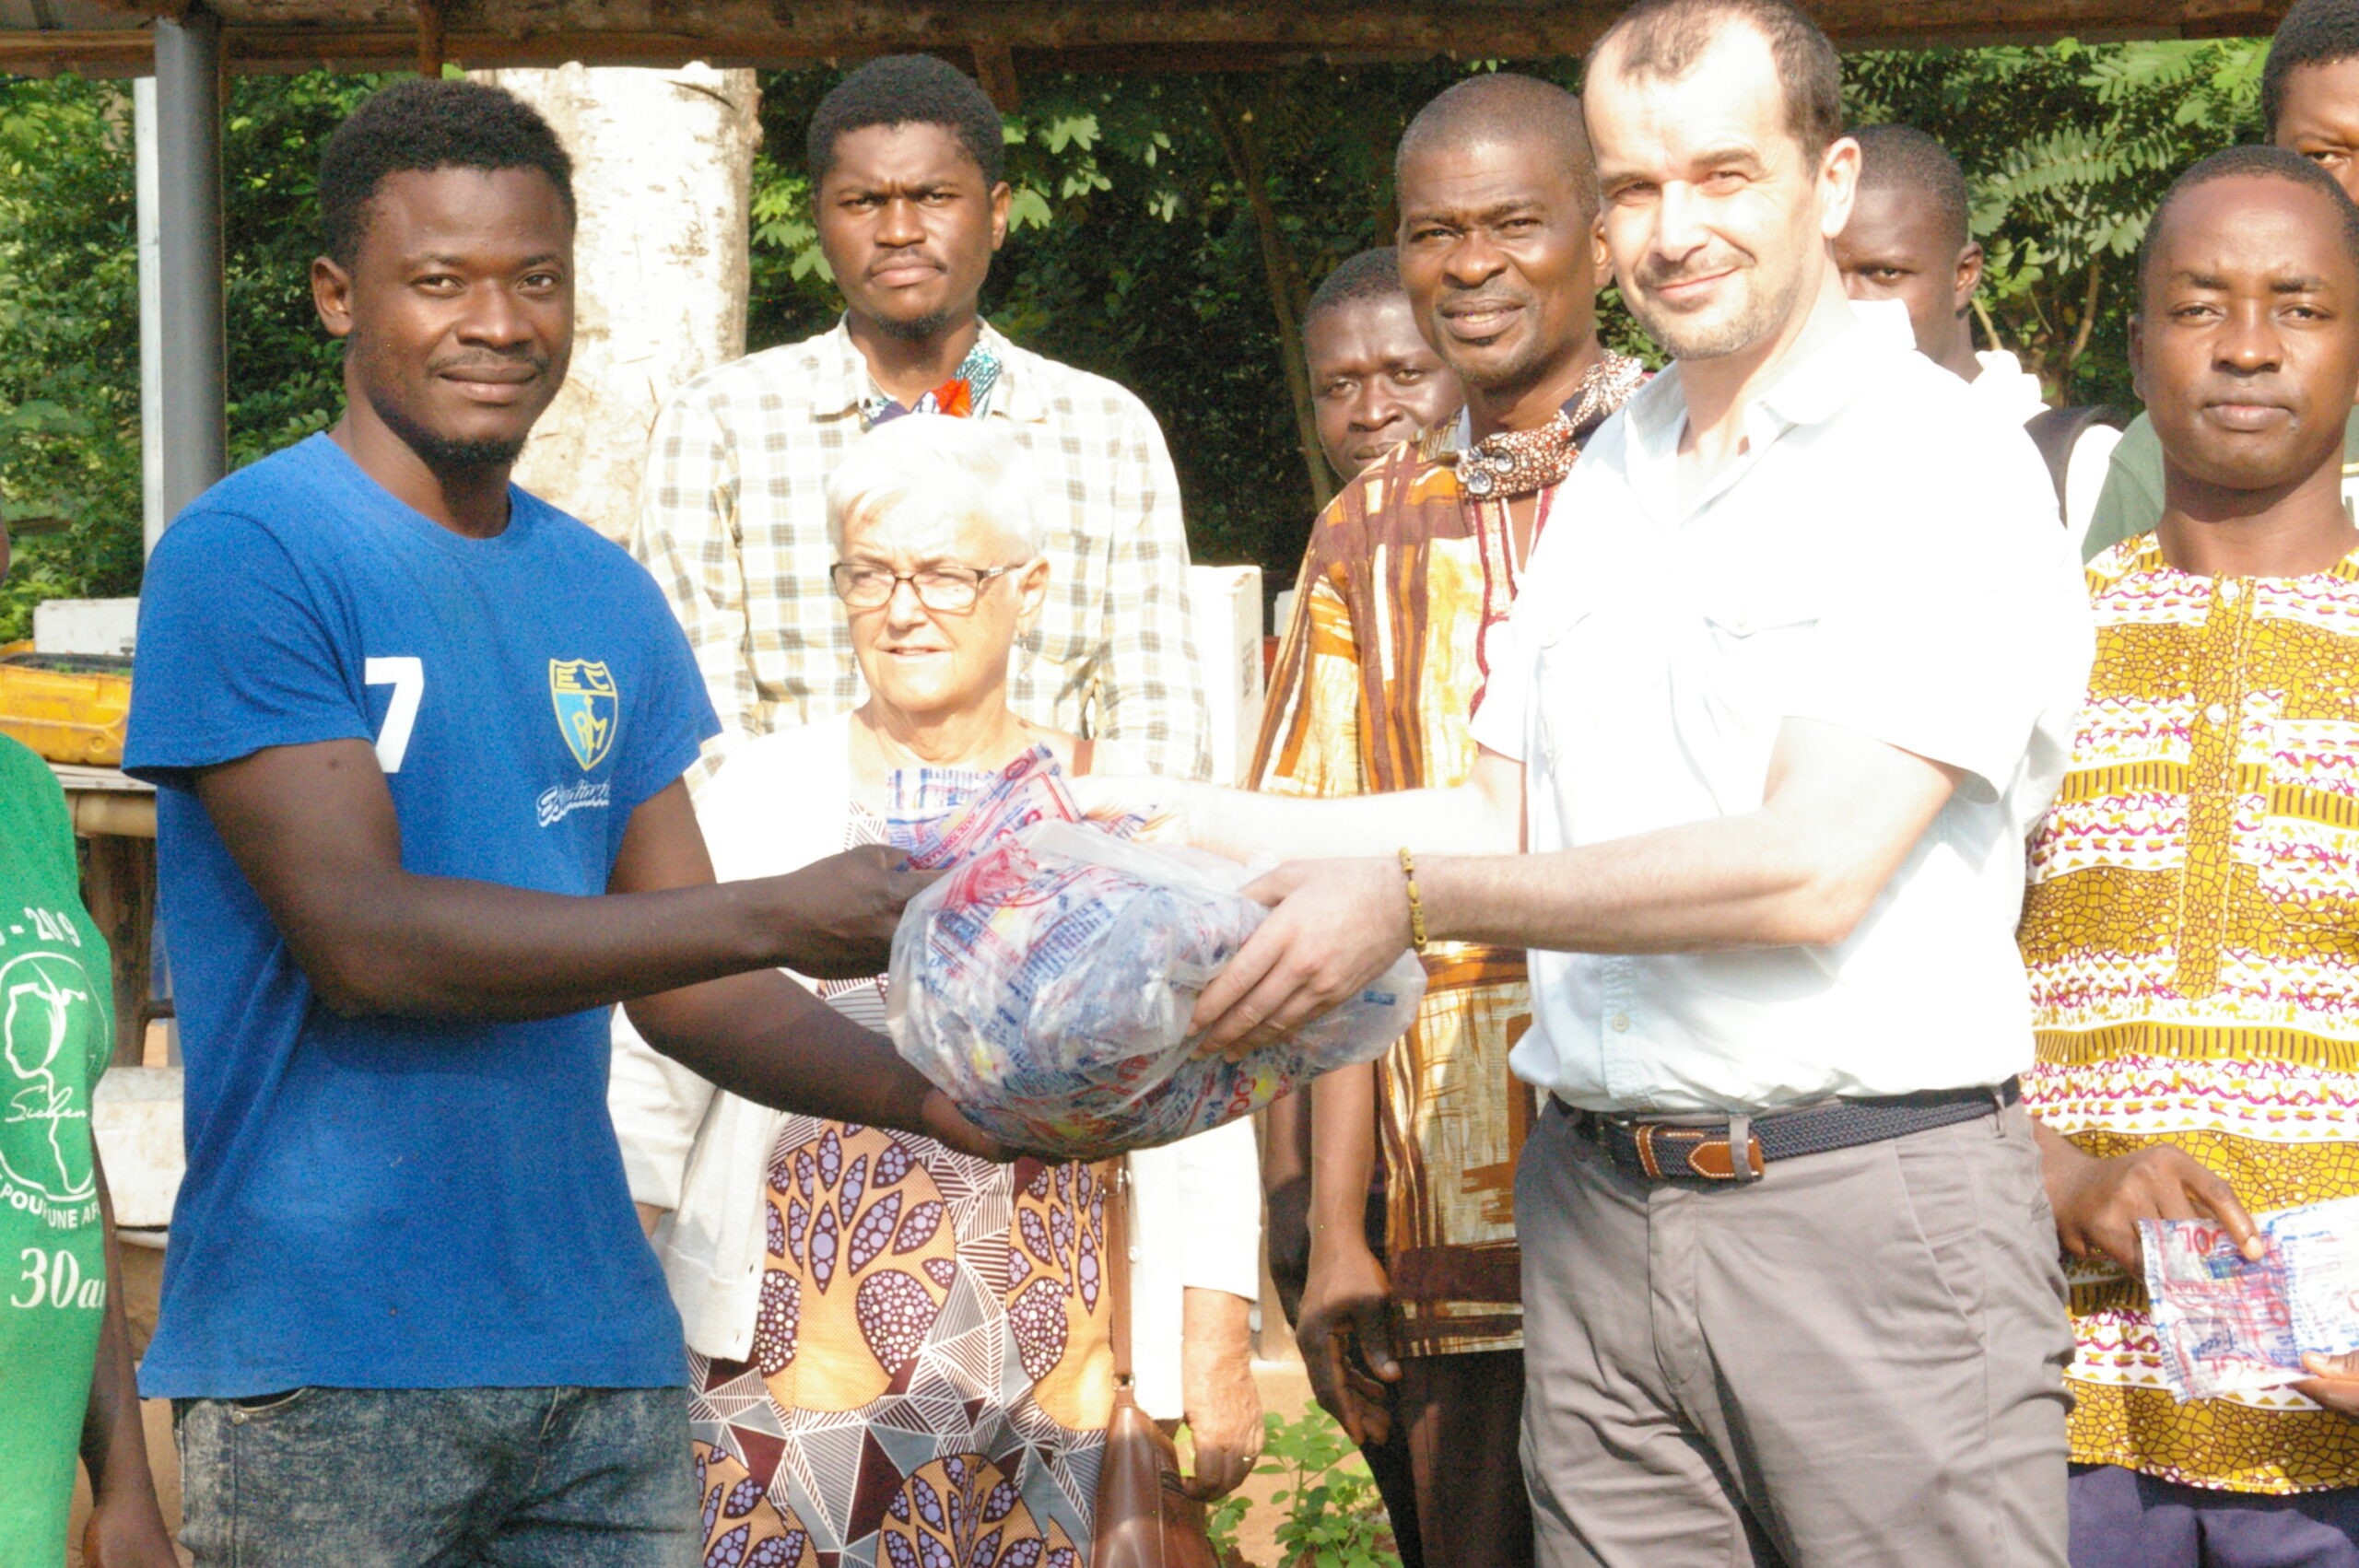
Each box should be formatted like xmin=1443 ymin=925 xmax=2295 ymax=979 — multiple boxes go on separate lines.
xmin=0 ymin=69 xmax=386 ymax=638
xmin=218 ymin=72 xmax=388 ymax=470
xmin=1222 ymin=1406 xmax=1401 ymax=1568
xmin=1204 ymin=1490 xmax=1252 ymax=1564
xmin=0 ymin=77 xmax=140 ymax=637
xmin=1847 ymin=37 xmax=2265 ymax=405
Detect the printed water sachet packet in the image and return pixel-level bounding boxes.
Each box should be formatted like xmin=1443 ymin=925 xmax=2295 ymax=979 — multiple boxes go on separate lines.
xmin=2140 ymin=1195 xmax=2359 ymax=1401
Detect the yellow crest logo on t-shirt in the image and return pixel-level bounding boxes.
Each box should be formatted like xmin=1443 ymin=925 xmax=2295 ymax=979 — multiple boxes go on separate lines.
xmin=548 ymin=659 xmax=618 ymax=773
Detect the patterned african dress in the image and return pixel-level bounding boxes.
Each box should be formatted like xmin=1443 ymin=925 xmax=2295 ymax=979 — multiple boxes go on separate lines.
xmin=2021 ymin=533 xmax=2359 ymax=1494
xmin=687 ymin=807 xmax=1118 ymax=1568
xmin=1251 ymin=353 xmax=1644 ymax=1357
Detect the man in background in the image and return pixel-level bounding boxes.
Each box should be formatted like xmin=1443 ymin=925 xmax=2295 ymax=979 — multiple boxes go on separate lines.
xmin=1263 ymin=246 xmax=1463 ymax=1346
xmin=2023 ymin=146 xmax=2359 ymax=1567
xmin=1833 ymin=123 xmax=2122 ymax=542
xmin=1260 ymin=242 xmax=1463 ymax=1566
xmin=1302 ymin=247 xmax=1466 ymax=481
xmin=1253 ymin=76 xmax=1643 ymax=1568
xmin=2083 ymin=0 xmax=2359 ymax=558
xmin=636 ymin=54 xmax=1208 ymax=785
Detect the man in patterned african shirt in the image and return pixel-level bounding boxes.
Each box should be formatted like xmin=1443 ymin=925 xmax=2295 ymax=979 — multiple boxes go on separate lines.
xmin=2022 ymin=148 xmax=2359 ymax=1566
xmin=1253 ymin=74 xmax=1643 ymax=1568
xmin=1257 ymin=242 xmax=1465 ymax=1568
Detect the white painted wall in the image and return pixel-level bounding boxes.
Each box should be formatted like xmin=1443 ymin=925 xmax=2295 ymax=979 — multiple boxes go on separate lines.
xmin=32 ymin=597 xmax=139 ymax=656
xmin=1188 ymin=564 xmax=1264 ymax=786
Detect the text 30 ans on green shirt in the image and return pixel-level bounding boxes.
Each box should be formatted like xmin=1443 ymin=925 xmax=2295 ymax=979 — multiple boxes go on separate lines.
xmin=0 ymin=734 xmax=115 ymax=1564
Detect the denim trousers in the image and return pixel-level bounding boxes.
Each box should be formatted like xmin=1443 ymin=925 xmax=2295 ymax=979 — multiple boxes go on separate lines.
xmin=174 ymin=1385 xmax=698 ymax=1568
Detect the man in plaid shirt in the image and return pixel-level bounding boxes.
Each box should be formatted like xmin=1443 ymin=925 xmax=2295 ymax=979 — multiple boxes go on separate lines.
xmin=634 ymin=54 xmax=1209 ymax=787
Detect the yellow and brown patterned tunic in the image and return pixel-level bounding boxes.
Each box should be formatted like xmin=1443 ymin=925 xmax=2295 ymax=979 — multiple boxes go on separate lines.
xmin=1253 ymin=357 xmax=1641 ymax=1356
xmin=2021 ymin=533 xmax=2359 ymax=1494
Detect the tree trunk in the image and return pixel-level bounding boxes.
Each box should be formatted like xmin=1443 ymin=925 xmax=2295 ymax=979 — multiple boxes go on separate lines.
xmin=470 ymin=63 xmax=761 ymax=544
xmin=1204 ymin=79 xmax=1333 ymax=514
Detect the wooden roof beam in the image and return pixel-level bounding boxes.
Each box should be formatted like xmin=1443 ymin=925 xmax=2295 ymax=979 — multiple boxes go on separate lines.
xmin=972 ymin=41 xmax=1018 ymax=111
xmin=415 ymin=0 xmax=442 ymax=73
xmin=6 ymin=0 xmax=2294 ymax=77
xmin=57 ymin=0 xmax=2299 ymax=44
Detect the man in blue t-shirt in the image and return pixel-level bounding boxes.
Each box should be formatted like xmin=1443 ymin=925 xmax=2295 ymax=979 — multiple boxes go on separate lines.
xmin=123 ymin=80 xmax=1001 ymax=1568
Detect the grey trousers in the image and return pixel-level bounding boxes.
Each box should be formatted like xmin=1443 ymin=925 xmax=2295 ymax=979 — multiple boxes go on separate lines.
xmin=1516 ymin=1097 xmax=2073 ymax=1568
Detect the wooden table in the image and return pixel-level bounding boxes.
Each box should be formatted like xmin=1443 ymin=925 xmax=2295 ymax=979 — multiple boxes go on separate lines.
xmin=52 ymin=763 xmax=159 ymax=1068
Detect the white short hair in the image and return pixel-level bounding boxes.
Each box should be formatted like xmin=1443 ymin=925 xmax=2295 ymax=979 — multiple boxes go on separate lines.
xmin=825 ymin=414 xmax=1045 ymax=559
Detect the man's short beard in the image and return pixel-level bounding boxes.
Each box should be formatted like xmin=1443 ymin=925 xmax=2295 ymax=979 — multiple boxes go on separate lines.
xmin=408 ymin=430 xmax=531 ymax=471
xmin=1449 ymin=337 xmax=1561 ymax=398
xmin=377 ymin=397 xmax=531 ymax=474
xmin=871 ymin=307 xmax=957 ymax=345
xmin=355 ymin=334 xmax=550 ymax=480
xmin=1441 ymin=321 xmax=1603 ymax=415
xmin=1630 ymin=255 xmax=1808 ymax=363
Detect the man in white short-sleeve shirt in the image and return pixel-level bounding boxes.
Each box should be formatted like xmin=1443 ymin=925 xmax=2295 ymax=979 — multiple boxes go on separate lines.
xmin=1086 ymin=2 xmax=2092 ymax=1562
xmin=1477 ymin=293 xmax=2083 ymax=1118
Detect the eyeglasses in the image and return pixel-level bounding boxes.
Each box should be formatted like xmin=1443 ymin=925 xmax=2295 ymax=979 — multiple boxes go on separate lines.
xmin=828 ymin=561 xmax=1028 ymax=613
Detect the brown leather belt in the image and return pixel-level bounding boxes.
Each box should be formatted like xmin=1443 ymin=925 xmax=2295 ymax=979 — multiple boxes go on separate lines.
xmin=1558 ymin=1078 xmax=2020 ymax=1185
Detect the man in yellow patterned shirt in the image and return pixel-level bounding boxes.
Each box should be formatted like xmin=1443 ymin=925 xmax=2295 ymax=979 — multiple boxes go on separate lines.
xmin=2023 ymin=147 xmax=2359 ymax=1564
xmin=1252 ymin=72 xmax=1641 ymax=1568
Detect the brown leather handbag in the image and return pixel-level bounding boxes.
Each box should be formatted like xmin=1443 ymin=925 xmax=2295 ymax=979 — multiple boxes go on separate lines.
xmin=1092 ymin=1165 xmax=1221 ymax=1568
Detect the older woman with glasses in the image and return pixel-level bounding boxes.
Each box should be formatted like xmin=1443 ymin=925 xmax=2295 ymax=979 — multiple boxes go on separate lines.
xmin=610 ymin=415 xmax=1262 ymax=1568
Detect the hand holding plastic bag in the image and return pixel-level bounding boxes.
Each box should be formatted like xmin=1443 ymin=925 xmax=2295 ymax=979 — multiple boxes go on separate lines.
xmin=886 ymin=820 xmax=1424 ymax=1160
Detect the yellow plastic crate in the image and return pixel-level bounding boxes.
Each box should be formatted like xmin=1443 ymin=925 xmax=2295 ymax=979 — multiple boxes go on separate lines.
xmin=0 ymin=649 xmax=133 ymax=766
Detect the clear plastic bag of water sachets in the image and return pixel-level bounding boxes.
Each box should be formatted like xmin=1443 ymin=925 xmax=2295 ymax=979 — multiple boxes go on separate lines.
xmin=886 ymin=818 xmax=1425 ymax=1160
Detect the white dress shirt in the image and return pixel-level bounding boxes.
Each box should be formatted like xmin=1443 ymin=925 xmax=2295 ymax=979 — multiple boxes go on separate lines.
xmin=606 ymin=714 xmax=1262 ymax=1419
xmin=1469 ymin=298 xmax=2093 ymax=1114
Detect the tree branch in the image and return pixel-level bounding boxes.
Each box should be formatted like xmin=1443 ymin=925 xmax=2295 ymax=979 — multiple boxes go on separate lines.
xmin=1203 ymin=77 xmax=1332 ymax=511
xmin=1971 ymin=295 xmax=2004 ymax=358
xmin=2062 ymin=258 xmax=2104 ymax=393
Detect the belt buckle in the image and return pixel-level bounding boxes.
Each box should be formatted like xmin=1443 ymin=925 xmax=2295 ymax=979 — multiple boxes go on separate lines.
xmin=1629 ymin=1114 xmax=1765 ymax=1184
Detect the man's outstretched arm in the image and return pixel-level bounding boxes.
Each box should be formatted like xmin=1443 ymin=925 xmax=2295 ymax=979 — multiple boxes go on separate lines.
xmin=194 ymin=739 xmax=996 ymax=1153
xmin=1191 ymin=720 xmax=1963 ymax=1050
xmin=1423 ymin=720 xmax=1961 ymax=954
xmin=195 ymin=740 xmax=920 ymax=1018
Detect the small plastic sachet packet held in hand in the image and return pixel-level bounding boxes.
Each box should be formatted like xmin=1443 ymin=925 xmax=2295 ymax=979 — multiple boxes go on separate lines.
xmin=883 ymin=760 xmax=1422 ymax=1160
xmin=2139 ymin=1194 xmax=2359 ymax=1402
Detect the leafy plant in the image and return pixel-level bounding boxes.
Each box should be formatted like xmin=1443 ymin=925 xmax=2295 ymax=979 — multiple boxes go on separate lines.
xmin=1847 ymin=37 xmax=2265 ymax=404
xmin=0 ymin=69 xmax=385 ymax=638
xmin=1204 ymin=1490 xmax=1252 ymax=1565
xmin=0 ymin=76 xmax=140 ymax=638
xmin=1246 ymin=1406 xmax=1401 ymax=1568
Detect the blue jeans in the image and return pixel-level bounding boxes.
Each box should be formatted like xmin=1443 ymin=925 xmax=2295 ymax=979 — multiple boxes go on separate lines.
xmin=2070 ymin=1464 xmax=2359 ymax=1568
xmin=174 ymin=1386 xmax=697 ymax=1568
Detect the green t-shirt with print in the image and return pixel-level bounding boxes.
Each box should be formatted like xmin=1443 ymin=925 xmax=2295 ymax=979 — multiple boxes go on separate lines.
xmin=0 ymin=734 xmax=113 ymax=1565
